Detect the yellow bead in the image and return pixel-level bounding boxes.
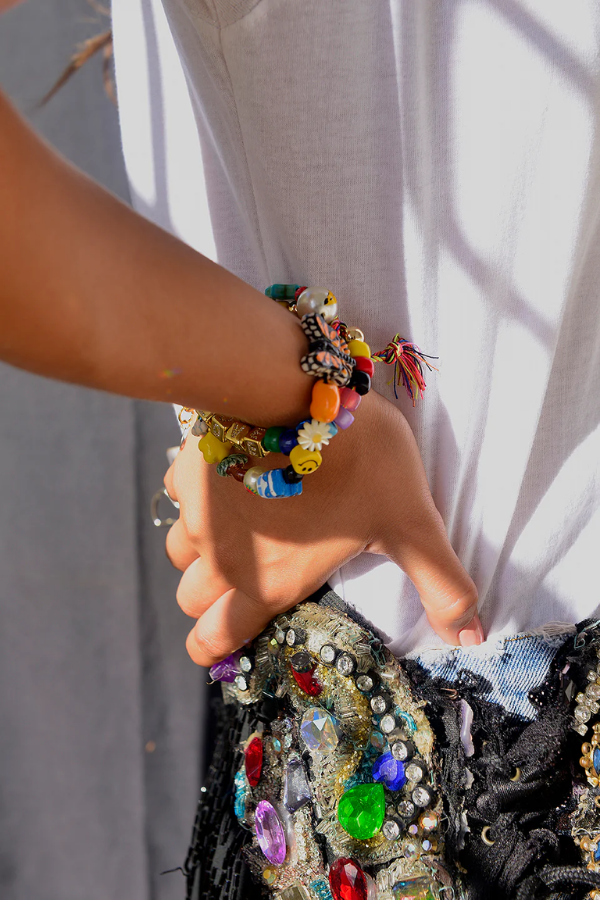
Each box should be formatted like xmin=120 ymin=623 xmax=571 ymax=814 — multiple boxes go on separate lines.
xmin=348 ymin=339 xmax=371 ymax=358
xmin=198 ymin=432 xmax=233 ymax=464
xmin=289 ymin=445 xmax=322 ymax=475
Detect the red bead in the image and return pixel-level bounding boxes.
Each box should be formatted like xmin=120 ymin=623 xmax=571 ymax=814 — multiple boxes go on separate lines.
xmin=355 ymin=356 xmax=375 ymax=377
xmin=291 ymin=667 xmax=322 ymax=697
xmin=339 ymin=387 xmax=362 ymax=411
xmin=229 ymin=465 xmax=248 ymax=482
xmin=245 ymin=736 xmax=263 ymax=787
xmin=329 ymin=858 xmax=368 ymax=900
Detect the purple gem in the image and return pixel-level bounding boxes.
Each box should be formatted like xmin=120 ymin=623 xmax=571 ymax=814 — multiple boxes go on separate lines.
xmin=373 ymin=751 xmax=406 ymax=791
xmin=333 ymin=406 xmax=355 ymax=430
xmin=254 ymin=800 xmax=287 ymax=864
xmin=209 ymin=651 xmax=241 ymax=683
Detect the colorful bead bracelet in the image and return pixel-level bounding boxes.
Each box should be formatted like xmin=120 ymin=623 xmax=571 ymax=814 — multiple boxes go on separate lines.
xmin=182 ymin=284 xmax=436 ymax=500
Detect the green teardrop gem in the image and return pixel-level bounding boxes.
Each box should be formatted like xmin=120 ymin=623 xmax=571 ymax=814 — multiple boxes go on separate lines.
xmin=337 ymin=782 xmax=385 ymax=840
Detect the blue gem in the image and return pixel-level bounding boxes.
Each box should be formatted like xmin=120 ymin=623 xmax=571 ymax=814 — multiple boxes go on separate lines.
xmin=593 ymin=747 xmax=600 ymax=776
xmin=234 ymin=770 xmax=247 ymax=820
xmin=594 ymin=842 xmax=600 ymax=863
xmin=372 ymin=751 xmax=407 ymax=791
xmin=279 ymin=428 xmax=299 ymax=454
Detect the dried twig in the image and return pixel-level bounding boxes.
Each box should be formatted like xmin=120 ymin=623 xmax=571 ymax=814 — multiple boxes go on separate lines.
xmin=38 ymin=28 xmax=115 ymax=107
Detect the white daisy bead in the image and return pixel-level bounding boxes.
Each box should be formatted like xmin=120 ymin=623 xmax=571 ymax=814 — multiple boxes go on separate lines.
xmin=297 ymin=420 xmax=334 ymax=452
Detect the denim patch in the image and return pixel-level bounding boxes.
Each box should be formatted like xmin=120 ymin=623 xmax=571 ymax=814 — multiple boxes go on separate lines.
xmin=415 ymin=632 xmax=575 ymax=720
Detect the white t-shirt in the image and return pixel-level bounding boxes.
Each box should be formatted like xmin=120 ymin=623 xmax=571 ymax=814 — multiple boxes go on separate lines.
xmin=112 ymin=0 xmax=600 ymax=654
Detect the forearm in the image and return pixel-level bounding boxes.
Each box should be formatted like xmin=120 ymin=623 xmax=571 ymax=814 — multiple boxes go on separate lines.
xmin=0 ymin=90 xmax=313 ymax=426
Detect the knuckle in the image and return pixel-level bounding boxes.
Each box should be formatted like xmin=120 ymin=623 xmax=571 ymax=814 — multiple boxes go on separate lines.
xmin=191 ymin=626 xmax=231 ymax=667
xmin=176 ymin=583 xmax=200 ymax=618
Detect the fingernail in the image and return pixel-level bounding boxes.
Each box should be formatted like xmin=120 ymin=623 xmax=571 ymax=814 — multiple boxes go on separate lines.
xmin=458 ymin=614 xmax=484 ymax=647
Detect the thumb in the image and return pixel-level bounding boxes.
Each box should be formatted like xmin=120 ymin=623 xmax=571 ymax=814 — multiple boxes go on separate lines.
xmin=377 ymin=506 xmax=482 ymax=647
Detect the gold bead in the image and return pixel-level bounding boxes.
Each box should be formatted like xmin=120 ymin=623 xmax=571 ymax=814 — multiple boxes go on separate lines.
xmin=582 ymin=838 xmax=592 ymax=851
xmin=581 ymin=757 xmax=593 ymax=768
xmin=345 ymin=327 xmax=365 ymax=342
xmin=583 ymin=743 xmax=592 ymax=754
xmin=589 ymin=776 xmax=599 ymax=787
xmin=592 ymin=723 xmax=600 ymax=732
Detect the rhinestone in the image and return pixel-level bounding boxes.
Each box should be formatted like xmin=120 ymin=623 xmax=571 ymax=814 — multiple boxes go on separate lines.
xmin=589 ymin=701 xmax=600 ymax=715
xmin=586 ymin=684 xmax=600 ymax=701
xmin=254 ymin=800 xmax=287 ymax=865
xmin=370 ymin=731 xmax=386 ymax=750
xmin=209 ymin=651 xmax=242 ymax=683
xmin=290 ymin=651 xmax=314 ymax=673
xmin=328 ymin=858 xmax=369 ymax=900
xmin=320 ymin=644 xmax=337 ymax=665
xmin=336 ymin=653 xmax=356 ymax=676
xmin=419 ymin=812 xmax=439 ymax=832
xmin=300 ymin=707 xmax=341 ymax=753
xmin=371 ymin=695 xmax=389 ymax=715
xmin=408 ymin=824 xmax=419 ymax=836
xmin=380 ymin=714 xmax=397 ymax=734
xmin=286 ymin=629 xmax=297 ymax=646
xmin=382 ymin=819 xmax=401 ymax=841
xmin=421 ymin=839 xmax=433 ymax=852
xmin=576 ymin=693 xmax=588 ymax=705
xmin=575 ymin=706 xmax=592 ymax=723
xmin=283 ymin=756 xmax=312 ymax=813
xmin=239 ymin=656 xmax=253 ymax=673
xmin=235 ymin=675 xmax=248 ymax=691
xmin=286 ymin=627 xmax=306 ymax=646
xmin=245 ymin=737 xmax=263 ymax=787
xmin=397 ymin=800 xmax=416 ymax=819
xmin=270 ymin=738 xmax=282 ymax=754
xmin=356 ymin=674 xmax=374 ymax=693
xmin=405 ymin=762 xmax=425 ymax=783
xmin=274 ymin=628 xmax=286 ymax=644
xmin=412 ymin=786 xmax=433 ymax=807
xmin=588 ymin=670 xmax=598 ymax=681
xmin=573 ymin=722 xmax=589 ymax=736
xmin=338 ymin=783 xmax=386 ymax=839
xmin=373 ymin=752 xmax=406 ymax=791
xmin=404 ymin=841 xmax=419 ymax=861
xmin=391 ymin=740 xmax=414 ymax=762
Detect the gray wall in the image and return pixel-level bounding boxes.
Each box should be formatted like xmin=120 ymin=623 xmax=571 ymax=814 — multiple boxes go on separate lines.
xmin=0 ymin=3 xmax=204 ymax=899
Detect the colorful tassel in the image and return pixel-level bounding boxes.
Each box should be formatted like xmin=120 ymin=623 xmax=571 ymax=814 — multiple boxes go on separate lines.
xmin=372 ymin=335 xmax=438 ymax=406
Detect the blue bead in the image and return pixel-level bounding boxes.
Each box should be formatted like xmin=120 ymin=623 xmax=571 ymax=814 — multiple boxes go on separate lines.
xmin=372 ymin=751 xmax=406 ymax=791
xmin=593 ymin=747 xmax=600 ymax=776
xmin=279 ymin=428 xmax=299 ymax=455
xmin=595 ymin=842 xmax=600 ymax=863
xmin=256 ymin=468 xmax=303 ymax=498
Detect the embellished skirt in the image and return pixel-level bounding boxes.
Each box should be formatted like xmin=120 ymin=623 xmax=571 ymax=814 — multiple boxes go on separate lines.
xmin=181 ymin=588 xmax=600 ymax=900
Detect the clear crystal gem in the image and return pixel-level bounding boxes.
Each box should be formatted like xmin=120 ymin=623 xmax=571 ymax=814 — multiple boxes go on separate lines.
xmin=405 ymin=762 xmax=425 ymax=783
xmin=587 ymin=670 xmax=598 ymax=681
xmin=575 ymin=706 xmax=592 ymax=723
xmin=300 ymin=707 xmax=341 ymax=753
xmin=283 ymin=756 xmax=312 ymax=813
xmin=235 ymin=675 xmax=248 ymax=691
xmin=421 ymin=839 xmax=433 ymax=852
xmin=419 ymin=812 xmax=439 ymax=832
xmin=320 ymin=644 xmax=336 ymax=665
xmin=404 ymin=841 xmax=419 ymax=861
xmin=397 ymin=800 xmax=416 ymax=819
xmin=391 ymin=740 xmax=413 ymax=762
xmin=286 ymin=629 xmax=297 ymax=646
xmin=371 ymin=695 xmax=388 ymax=715
xmin=408 ymin=823 xmax=419 ymax=836
xmin=576 ymin=693 xmax=587 ymax=704
xmin=239 ymin=656 xmax=253 ymax=673
xmin=589 ymin=701 xmax=600 ymax=714
xmin=412 ymin=786 xmax=433 ymax=807
xmin=382 ymin=819 xmax=400 ymax=841
xmin=356 ymin=674 xmax=374 ymax=693
xmin=573 ymin=722 xmax=589 ymax=736
xmin=274 ymin=628 xmax=286 ymax=644
xmin=380 ymin=714 xmax=397 ymax=734
xmin=336 ymin=653 xmax=356 ymax=676
xmin=586 ymin=683 xmax=600 ymax=701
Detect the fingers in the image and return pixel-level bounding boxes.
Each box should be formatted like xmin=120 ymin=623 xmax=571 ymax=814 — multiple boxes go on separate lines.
xmin=165 ymin=519 xmax=200 ymax=572
xmin=185 ymin=588 xmax=280 ymax=667
xmin=383 ymin=508 xmax=481 ymax=646
xmin=175 ymin=555 xmax=232 ymax=618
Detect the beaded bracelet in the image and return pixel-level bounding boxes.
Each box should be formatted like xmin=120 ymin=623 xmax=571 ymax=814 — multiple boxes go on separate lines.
xmin=182 ymin=284 xmax=436 ymax=499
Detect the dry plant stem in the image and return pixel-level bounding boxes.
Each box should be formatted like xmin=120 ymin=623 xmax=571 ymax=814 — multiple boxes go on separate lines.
xmin=0 ymin=90 xmax=313 ymax=426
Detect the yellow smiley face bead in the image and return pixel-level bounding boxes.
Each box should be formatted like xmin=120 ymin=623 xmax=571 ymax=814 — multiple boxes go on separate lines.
xmin=289 ymin=445 xmax=322 ymax=475
xmin=198 ymin=432 xmax=233 ymax=465
xmin=347 ymin=339 xmax=372 ymax=359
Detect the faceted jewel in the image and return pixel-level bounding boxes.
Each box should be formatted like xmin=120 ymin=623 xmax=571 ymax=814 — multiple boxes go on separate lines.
xmin=594 ymin=747 xmax=600 ymax=776
xmin=209 ymin=650 xmax=241 ymax=683
xmin=393 ymin=877 xmax=435 ymax=900
xmin=245 ymin=736 xmax=263 ymax=787
xmin=254 ymin=800 xmax=287 ymax=865
xmin=373 ymin=751 xmax=407 ymax=791
xmin=329 ymin=857 xmax=369 ymax=900
xmin=301 ymin=707 xmax=341 ymax=754
xmin=284 ymin=755 xmax=312 ymax=812
xmin=338 ymin=783 xmax=385 ymax=840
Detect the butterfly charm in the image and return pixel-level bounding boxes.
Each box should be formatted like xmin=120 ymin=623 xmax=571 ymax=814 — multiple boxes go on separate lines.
xmin=299 ymin=314 xmax=355 ymax=386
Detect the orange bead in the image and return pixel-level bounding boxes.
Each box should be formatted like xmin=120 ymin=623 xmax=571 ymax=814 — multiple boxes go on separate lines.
xmin=310 ymin=381 xmax=340 ymax=423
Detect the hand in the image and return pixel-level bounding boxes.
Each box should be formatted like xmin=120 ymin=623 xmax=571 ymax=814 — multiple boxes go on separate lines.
xmin=164 ymin=391 xmax=482 ymax=667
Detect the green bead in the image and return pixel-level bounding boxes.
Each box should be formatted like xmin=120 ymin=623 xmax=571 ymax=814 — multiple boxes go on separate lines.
xmin=263 ymin=426 xmax=286 ymax=453
xmin=337 ymin=783 xmax=385 ymax=840
xmin=265 ymin=283 xmax=300 ymax=299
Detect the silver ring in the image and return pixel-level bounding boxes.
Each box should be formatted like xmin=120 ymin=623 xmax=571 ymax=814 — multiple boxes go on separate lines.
xmin=151 ymin=487 xmax=180 ymax=528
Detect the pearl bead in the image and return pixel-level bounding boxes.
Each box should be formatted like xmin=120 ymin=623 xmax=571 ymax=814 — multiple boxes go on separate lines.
xmin=296 ymin=287 xmax=338 ymax=323
xmin=243 ymin=466 xmax=266 ymax=495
